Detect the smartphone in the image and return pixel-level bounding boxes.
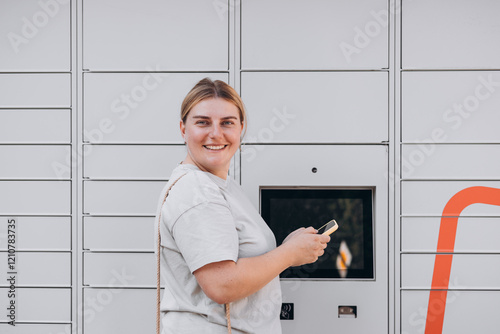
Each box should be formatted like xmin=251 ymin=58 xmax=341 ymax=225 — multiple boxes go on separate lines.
xmin=317 ymin=219 xmax=339 ymax=236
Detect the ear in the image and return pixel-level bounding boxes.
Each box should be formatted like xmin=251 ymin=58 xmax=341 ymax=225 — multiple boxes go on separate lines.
xmin=239 ymin=120 xmax=245 ymax=140
xmin=180 ymin=120 xmax=186 ymax=140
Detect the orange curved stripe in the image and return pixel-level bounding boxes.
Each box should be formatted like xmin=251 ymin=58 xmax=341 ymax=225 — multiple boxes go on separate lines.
xmin=425 ymin=186 xmax=500 ymax=334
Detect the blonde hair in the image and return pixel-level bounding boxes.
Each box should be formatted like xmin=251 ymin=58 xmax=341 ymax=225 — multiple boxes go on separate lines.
xmin=180 ymin=78 xmax=247 ymax=137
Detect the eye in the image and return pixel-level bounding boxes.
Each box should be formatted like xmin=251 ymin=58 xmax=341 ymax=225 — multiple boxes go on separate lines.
xmin=195 ymin=120 xmax=209 ymax=125
xmin=222 ymin=120 xmax=234 ymax=126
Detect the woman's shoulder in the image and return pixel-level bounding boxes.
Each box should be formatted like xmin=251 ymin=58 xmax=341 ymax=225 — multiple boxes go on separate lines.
xmin=158 ymin=165 xmax=228 ymax=228
xmin=165 ymin=164 xmax=227 ymax=210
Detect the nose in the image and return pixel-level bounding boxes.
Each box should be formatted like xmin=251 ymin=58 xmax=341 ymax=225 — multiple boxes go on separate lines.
xmin=209 ymin=123 xmax=223 ymax=138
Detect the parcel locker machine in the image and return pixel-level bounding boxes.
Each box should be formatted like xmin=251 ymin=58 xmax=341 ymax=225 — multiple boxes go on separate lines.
xmin=241 ymin=145 xmax=388 ymax=334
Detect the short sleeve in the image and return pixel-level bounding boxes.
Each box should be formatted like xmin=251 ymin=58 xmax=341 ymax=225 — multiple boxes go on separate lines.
xmin=172 ymin=201 xmax=239 ymax=273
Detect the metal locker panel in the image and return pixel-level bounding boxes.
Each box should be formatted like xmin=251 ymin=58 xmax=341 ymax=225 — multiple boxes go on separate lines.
xmin=241 ymin=0 xmax=389 ymax=69
xmin=0 ymin=109 xmax=71 ymax=143
xmin=242 ymin=145 xmax=388 ymax=333
xmin=402 ymin=0 xmax=500 ymax=69
xmin=401 ymin=290 xmax=500 ymax=334
xmin=0 ymin=181 xmax=71 ymax=215
xmin=0 ymin=217 xmax=71 ymax=251
xmin=83 ymin=0 xmax=228 ymax=71
xmin=0 ymin=0 xmax=71 ymax=71
xmin=241 ymin=72 xmax=388 ymax=143
xmin=402 ymin=254 xmax=500 ymax=289
xmin=402 ymin=217 xmax=500 ymax=253
xmin=0 ymin=145 xmax=70 ymax=179
xmin=0 ymin=73 xmax=71 ymax=108
xmin=83 ymin=72 xmax=228 ymax=143
xmin=83 ymin=181 xmax=165 ymax=215
xmin=0 ymin=288 xmax=71 ymax=322
xmin=281 ymin=281 xmax=387 ymax=333
xmin=83 ymin=253 xmax=155 ymax=287
xmin=401 ymin=217 xmax=440 ymax=253
xmin=401 ymin=144 xmax=500 ymax=180
xmin=401 ymin=71 xmax=500 ymax=143
xmin=0 ymin=323 xmax=70 ymax=334
xmin=83 ymin=145 xmax=185 ymax=179
xmin=401 ymin=254 xmax=434 ymax=289
xmin=241 ymin=145 xmax=388 ymax=208
xmin=83 ymin=288 xmax=156 ymax=334
xmin=0 ymin=252 xmax=70 ymax=286
xmin=401 ymin=181 xmax=500 ymax=216
xmin=84 ymin=217 xmax=154 ymax=251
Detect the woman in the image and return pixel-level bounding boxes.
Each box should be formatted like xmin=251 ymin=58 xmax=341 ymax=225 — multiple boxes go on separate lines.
xmin=156 ymin=78 xmax=330 ymax=333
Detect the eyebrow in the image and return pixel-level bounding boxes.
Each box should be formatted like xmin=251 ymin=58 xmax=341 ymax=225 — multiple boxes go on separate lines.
xmin=192 ymin=115 xmax=238 ymax=120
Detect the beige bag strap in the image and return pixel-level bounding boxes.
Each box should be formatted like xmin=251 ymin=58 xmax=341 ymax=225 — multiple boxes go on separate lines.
xmin=156 ymin=172 xmax=231 ymax=334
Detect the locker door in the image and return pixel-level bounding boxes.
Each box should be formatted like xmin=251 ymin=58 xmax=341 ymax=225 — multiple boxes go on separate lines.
xmin=0 ymin=73 xmax=71 ymax=108
xmin=241 ymin=71 xmax=388 ymax=143
xmin=0 ymin=323 xmax=70 ymax=334
xmin=0 ymin=145 xmax=70 ymax=179
xmin=0 ymin=0 xmax=71 ymax=72
xmin=83 ymin=145 xmax=185 ymax=180
xmin=83 ymin=0 xmax=228 ymax=71
xmin=0 ymin=217 xmax=71 ymax=251
xmin=83 ymin=181 xmax=165 ymax=215
xmin=83 ymin=289 xmax=156 ymax=334
xmin=84 ymin=217 xmax=154 ymax=251
xmin=0 ymin=288 xmax=71 ymax=322
xmin=401 ymin=290 xmax=500 ymax=334
xmin=402 ymin=217 xmax=500 ymax=253
xmin=401 ymin=71 xmax=500 ymax=143
xmin=401 ymin=144 xmax=500 ymax=180
xmin=242 ymin=0 xmax=389 ymax=69
xmin=0 ymin=181 xmax=71 ymax=215
xmin=83 ymin=253 xmax=155 ymax=287
xmin=0 ymin=109 xmax=71 ymax=143
xmin=402 ymin=0 xmax=500 ymax=69
xmin=401 ymin=181 xmax=500 ymax=216
xmin=402 ymin=254 xmax=500 ymax=290
xmin=0 ymin=252 xmax=71 ymax=286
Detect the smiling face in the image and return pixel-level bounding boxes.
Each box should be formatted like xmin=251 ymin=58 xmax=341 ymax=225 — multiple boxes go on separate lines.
xmin=180 ymin=98 xmax=243 ymax=179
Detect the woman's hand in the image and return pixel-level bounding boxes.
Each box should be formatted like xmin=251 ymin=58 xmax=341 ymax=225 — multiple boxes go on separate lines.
xmin=281 ymin=227 xmax=331 ymax=267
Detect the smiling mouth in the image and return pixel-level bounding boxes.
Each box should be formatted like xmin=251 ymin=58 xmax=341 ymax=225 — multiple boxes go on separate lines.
xmin=204 ymin=145 xmax=227 ymax=151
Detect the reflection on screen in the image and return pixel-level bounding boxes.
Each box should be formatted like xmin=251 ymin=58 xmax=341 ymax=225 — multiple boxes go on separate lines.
xmin=261 ymin=188 xmax=374 ymax=279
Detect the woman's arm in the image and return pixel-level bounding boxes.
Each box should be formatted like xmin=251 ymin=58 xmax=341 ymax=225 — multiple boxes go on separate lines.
xmin=193 ymin=227 xmax=330 ymax=304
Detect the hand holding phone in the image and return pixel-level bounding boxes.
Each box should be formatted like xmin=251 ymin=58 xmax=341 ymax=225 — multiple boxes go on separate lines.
xmin=317 ymin=219 xmax=339 ymax=236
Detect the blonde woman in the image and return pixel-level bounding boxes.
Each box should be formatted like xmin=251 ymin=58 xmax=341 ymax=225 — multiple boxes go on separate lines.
xmin=155 ymin=78 xmax=330 ymax=333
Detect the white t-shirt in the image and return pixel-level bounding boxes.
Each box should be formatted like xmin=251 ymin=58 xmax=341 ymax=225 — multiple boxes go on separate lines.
xmin=155 ymin=163 xmax=282 ymax=334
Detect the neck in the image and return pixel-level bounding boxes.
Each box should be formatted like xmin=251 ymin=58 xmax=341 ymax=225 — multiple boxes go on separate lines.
xmin=182 ymin=156 xmax=228 ymax=180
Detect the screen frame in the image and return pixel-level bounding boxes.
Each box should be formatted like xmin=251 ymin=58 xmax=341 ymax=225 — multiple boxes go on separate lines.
xmin=260 ymin=186 xmax=375 ymax=280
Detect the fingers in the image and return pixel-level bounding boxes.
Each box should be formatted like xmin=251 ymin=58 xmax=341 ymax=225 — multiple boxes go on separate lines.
xmin=310 ymin=233 xmax=330 ymax=262
xmin=299 ymin=234 xmax=329 ymax=264
xmin=282 ymin=227 xmax=305 ymax=244
xmin=304 ymin=226 xmax=317 ymax=234
xmin=302 ymin=227 xmax=331 ymax=250
xmin=311 ymin=232 xmax=330 ymax=244
xmin=283 ymin=226 xmax=318 ymax=244
xmin=292 ymin=227 xmax=307 ymax=235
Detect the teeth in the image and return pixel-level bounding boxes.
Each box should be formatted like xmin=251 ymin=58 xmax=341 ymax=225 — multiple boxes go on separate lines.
xmin=205 ymin=145 xmax=225 ymax=150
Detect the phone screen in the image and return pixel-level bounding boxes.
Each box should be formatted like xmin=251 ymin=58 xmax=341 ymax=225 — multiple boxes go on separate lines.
xmin=317 ymin=219 xmax=338 ymax=235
